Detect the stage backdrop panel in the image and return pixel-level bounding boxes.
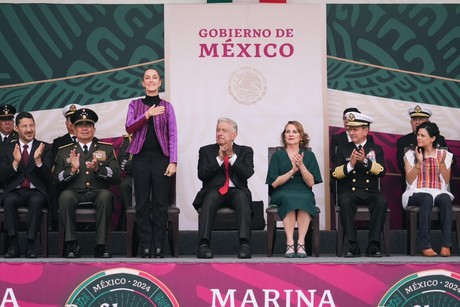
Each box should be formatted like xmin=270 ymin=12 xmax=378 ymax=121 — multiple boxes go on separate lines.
xmin=165 ymin=4 xmax=327 ymax=230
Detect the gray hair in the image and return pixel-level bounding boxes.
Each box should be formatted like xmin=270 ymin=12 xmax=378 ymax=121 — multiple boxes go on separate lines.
xmin=217 ymin=117 xmax=238 ymax=133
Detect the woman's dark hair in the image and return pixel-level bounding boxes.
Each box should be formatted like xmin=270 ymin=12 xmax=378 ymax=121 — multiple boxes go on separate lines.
xmin=416 ymin=121 xmax=440 ymax=147
xmin=281 ymin=120 xmax=310 ymax=149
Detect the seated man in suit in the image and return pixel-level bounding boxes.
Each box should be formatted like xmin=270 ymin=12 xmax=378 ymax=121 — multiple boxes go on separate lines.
xmin=396 ymin=104 xmax=452 ymax=191
xmin=193 ymin=118 xmax=254 ymax=259
xmin=0 ymin=112 xmax=52 ymax=258
xmin=53 ymin=108 xmax=120 ymax=258
xmin=331 ymin=111 xmax=387 ymax=257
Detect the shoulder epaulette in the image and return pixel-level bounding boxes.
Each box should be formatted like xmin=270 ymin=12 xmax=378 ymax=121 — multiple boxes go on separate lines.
xmin=58 ymin=143 xmax=74 ymax=150
xmin=98 ymin=141 xmax=113 ymax=146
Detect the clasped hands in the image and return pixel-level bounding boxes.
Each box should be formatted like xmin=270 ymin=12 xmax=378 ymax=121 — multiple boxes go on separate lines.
xmin=69 ymin=149 xmax=99 ymax=173
xmin=290 ymin=152 xmax=304 ymax=172
xmin=218 ymin=141 xmax=234 ymax=161
xmin=349 ymin=147 xmax=366 ymax=168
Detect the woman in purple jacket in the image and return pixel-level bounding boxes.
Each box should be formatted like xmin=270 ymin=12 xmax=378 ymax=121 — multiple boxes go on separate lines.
xmin=125 ymin=68 xmax=178 ymax=258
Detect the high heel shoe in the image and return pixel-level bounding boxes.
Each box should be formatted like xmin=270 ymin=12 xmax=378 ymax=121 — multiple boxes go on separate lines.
xmin=285 ymin=244 xmax=296 ymax=258
xmin=421 ymin=248 xmax=437 ymax=257
xmin=296 ymin=244 xmax=307 ymax=258
xmin=141 ymin=248 xmax=151 ymax=258
xmin=440 ymin=247 xmax=451 ymax=257
xmin=154 ymin=248 xmax=164 ymax=259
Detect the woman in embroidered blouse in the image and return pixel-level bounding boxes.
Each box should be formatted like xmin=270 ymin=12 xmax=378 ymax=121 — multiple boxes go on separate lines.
xmin=403 ymin=122 xmax=453 ymax=257
xmin=125 ymin=68 xmax=177 ymax=258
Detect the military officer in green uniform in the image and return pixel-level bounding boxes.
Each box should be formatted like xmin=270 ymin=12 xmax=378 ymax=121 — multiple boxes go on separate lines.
xmin=0 ymin=104 xmax=19 ymax=145
xmin=53 ymin=108 xmax=120 ymax=258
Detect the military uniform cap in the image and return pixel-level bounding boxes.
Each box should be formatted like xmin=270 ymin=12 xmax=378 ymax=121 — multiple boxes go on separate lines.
xmin=71 ymin=108 xmax=99 ymax=125
xmin=62 ymin=104 xmax=81 ymax=118
xmin=0 ymin=104 xmax=16 ymax=120
xmin=408 ymin=105 xmax=432 ymax=118
xmin=345 ymin=112 xmax=373 ymax=127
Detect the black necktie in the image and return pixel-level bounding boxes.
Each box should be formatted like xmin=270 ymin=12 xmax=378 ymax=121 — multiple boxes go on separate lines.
xmin=3 ymin=136 xmax=7 ymax=143
xmin=357 ymin=145 xmax=362 ymax=151
xmin=83 ymin=144 xmax=88 ymax=154
xmin=72 ymin=136 xmax=77 ymax=143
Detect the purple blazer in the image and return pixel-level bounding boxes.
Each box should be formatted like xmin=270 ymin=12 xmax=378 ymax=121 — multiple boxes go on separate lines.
xmin=125 ymin=98 xmax=178 ymax=163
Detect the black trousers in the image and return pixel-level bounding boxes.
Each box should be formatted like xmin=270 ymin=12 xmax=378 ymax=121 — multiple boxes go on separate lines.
xmin=132 ymin=152 xmax=171 ymax=250
xmin=338 ymin=191 xmax=387 ymax=246
xmin=3 ymin=189 xmax=46 ymax=241
xmin=199 ymin=188 xmax=252 ymax=244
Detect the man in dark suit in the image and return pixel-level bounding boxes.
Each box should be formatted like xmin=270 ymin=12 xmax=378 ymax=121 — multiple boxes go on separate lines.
xmin=51 ymin=104 xmax=80 ymax=160
xmin=53 ymin=108 xmax=120 ymax=258
xmin=0 ymin=112 xmax=52 ymax=258
xmin=193 ymin=118 xmax=254 ymax=259
xmin=332 ymin=112 xmax=387 ymax=258
xmin=396 ymin=105 xmax=452 ymax=190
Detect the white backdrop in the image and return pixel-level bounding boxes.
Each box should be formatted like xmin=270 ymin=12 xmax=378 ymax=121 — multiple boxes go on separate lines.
xmin=165 ymin=4 xmax=327 ymax=230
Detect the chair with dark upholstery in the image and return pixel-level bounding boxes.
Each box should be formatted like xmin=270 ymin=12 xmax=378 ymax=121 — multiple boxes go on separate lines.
xmin=0 ymin=207 xmax=49 ymax=257
xmin=126 ymin=175 xmax=180 ymax=257
xmin=266 ymin=147 xmax=321 ymax=257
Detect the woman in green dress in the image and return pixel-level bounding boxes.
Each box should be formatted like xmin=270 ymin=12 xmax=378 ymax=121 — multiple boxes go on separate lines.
xmin=266 ymin=121 xmax=322 ymax=257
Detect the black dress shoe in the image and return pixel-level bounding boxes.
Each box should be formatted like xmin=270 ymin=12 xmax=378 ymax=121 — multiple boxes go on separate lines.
xmin=238 ymin=244 xmax=251 ymax=259
xmin=197 ymin=244 xmax=213 ymax=259
xmin=141 ymin=249 xmax=151 ymax=258
xmin=65 ymin=241 xmax=81 ymax=258
xmin=94 ymin=245 xmax=112 ymax=258
xmin=344 ymin=246 xmax=360 ymax=258
xmin=365 ymin=244 xmax=383 ymax=258
xmin=25 ymin=247 xmax=38 ymax=259
xmin=154 ymin=248 xmax=164 ymax=259
xmin=4 ymin=246 xmax=20 ymax=258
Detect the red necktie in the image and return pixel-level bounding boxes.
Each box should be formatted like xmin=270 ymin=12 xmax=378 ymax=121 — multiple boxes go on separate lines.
xmin=21 ymin=144 xmax=30 ymax=189
xmin=219 ymin=156 xmax=230 ymax=195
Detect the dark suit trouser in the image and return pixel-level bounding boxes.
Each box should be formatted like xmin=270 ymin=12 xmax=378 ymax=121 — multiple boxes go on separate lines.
xmin=132 ymin=153 xmax=171 ymax=250
xmin=408 ymin=192 xmax=453 ymax=250
xmin=199 ymin=189 xmax=251 ymax=243
xmin=59 ymin=189 xmax=113 ymax=245
xmin=339 ymin=191 xmax=387 ymax=246
xmin=118 ymin=175 xmax=132 ymax=229
xmin=3 ymin=189 xmax=46 ymax=241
